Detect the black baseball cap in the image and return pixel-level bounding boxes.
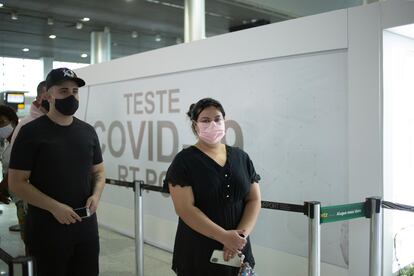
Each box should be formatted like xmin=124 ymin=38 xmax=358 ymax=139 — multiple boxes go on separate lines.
xmin=45 ymin=67 xmax=85 ymax=90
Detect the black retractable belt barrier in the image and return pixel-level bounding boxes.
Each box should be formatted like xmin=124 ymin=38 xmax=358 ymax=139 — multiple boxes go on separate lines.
xmin=105 ymin=178 xmax=135 ymax=188
xmin=0 ymin=247 xmax=13 ymax=266
xmin=261 ymin=200 xmax=307 ymax=215
xmin=382 ymin=201 xmax=414 ymax=213
xmin=140 ymin=184 xmax=168 ymax=193
xmin=105 ymin=179 xmax=167 ymax=194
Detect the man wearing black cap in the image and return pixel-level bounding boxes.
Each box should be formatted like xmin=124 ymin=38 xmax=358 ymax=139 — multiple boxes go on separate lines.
xmin=8 ymin=68 xmax=105 ymax=276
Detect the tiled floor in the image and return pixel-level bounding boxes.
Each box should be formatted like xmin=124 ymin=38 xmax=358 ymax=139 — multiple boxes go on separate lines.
xmin=0 ymin=204 xmax=175 ymax=276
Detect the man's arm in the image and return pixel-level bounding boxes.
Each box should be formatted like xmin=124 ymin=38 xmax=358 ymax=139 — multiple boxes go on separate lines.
xmin=86 ymin=162 xmax=105 ymax=214
xmin=8 ymin=168 xmax=81 ymax=224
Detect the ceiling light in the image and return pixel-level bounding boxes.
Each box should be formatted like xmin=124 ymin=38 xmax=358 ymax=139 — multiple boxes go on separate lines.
xmin=22 ymin=48 xmax=29 ymax=52
xmin=131 ymin=31 xmax=138 ymax=38
xmin=47 ymin=17 xmax=54 ymax=25
xmin=81 ymin=53 xmax=88 ymax=58
xmin=49 ymin=34 xmax=56 ymax=39
xmin=11 ymin=12 xmax=18 ymax=20
xmin=81 ymin=17 xmax=90 ymax=22
xmin=76 ymin=22 xmax=83 ymax=30
xmin=161 ymin=2 xmax=182 ymax=8
xmin=206 ymin=11 xmax=221 ymax=18
xmin=155 ymin=34 xmax=162 ymax=42
xmin=0 ymin=3 xmax=4 ymax=8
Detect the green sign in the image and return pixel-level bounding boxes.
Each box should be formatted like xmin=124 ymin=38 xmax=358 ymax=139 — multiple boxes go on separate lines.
xmin=320 ymin=202 xmax=365 ymax=224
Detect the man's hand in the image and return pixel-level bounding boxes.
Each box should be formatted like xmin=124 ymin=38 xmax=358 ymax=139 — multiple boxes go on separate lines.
xmin=86 ymin=194 xmax=100 ymax=215
xmin=50 ymin=202 xmax=81 ymax=224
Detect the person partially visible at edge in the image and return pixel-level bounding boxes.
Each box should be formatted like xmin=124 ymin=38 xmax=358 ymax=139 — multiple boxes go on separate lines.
xmin=8 ymin=67 xmax=105 ymax=276
xmin=6 ymin=80 xmax=48 ymax=244
xmin=0 ymin=105 xmax=19 ymax=205
xmin=163 ymin=97 xmax=261 ymax=276
xmin=0 ymin=105 xmax=28 ymax=246
xmin=7 ymin=80 xmax=48 ymax=234
xmin=10 ymin=80 xmax=48 ymax=146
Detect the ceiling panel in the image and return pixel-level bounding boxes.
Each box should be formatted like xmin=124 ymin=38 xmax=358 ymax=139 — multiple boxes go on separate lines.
xmin=0 ymin=0 xmax=359 ymax=63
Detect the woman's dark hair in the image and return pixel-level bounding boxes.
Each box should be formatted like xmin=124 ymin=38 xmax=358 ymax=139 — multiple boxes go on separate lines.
xmin=187 ymin=98 xmax=225 ymax=134
xmin=0 ymin=105 xmax=18 ymax=127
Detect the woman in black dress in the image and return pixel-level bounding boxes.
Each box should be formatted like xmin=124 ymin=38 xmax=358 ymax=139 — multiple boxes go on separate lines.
xmin=164 ymin=98 xmax=261 ymax=276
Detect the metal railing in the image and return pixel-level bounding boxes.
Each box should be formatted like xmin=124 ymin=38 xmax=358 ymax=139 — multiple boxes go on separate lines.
xmin=0 ymin=247 xmax=35 ymax=276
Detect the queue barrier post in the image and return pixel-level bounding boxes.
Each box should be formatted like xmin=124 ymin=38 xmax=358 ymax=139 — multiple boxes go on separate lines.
xmin=366 ymin=197 xmax=383 ymax=276
xmin=106 ymin=179 xmax=170 ymax=276
xmin=134 ymin=180 xmax=145 ymax=276
xmin=306 ymin=201 xmax=321 ymax=276
xmin=105 ymin=178 xmax=145 ymax=276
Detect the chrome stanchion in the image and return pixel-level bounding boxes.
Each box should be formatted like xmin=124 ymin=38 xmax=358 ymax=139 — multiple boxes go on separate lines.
xmin=367 ymin=197 xmax=382 ymax=276
xmin=307 ymin=201 xmax=321 ymax=276
xmin=134 ymin=180 xmax=144 ymax=276
xmin=10 ymin=256 xmax=35 ymax=276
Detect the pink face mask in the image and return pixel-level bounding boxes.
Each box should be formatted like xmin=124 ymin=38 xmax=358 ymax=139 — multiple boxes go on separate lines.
xmin=196 ymin=120 xmax=225 ymax=145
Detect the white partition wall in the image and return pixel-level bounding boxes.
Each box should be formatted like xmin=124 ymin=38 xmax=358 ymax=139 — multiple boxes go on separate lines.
xmin=347 ymin=2 xmax=414 ymax=276
xmin=75 ymin=1 xmax=414 ymax=275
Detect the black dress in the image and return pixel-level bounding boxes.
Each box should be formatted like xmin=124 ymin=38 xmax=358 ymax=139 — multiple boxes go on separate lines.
xmin=164 ymin=145 xmax=260 ymax=276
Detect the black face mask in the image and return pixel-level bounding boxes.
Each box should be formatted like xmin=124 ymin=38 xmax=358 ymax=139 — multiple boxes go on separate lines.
xmin=40 ymin=99 xmax=50 ymax=112
xmin=55 ymin=95 xmax=79 ymax=116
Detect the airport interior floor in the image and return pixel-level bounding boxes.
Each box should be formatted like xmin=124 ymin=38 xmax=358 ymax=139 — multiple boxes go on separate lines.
xmin=0 ymin=203 xmax=175 ymax=276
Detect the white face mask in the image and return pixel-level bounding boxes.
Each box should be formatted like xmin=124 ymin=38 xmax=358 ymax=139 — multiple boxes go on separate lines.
xmin=0 ymin=124 xmax=14 ymax=139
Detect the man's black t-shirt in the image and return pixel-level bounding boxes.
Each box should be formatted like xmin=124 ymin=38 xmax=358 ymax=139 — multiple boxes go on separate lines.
xmin=9 ymin=115 xmax=103 ymax=211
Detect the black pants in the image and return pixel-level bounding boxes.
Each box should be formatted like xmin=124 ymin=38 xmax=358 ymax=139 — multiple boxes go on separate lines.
xmin=25 ymin=211 xmax=99 ymax=276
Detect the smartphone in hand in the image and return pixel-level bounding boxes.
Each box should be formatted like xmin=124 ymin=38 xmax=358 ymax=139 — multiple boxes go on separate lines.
xmin=210 ymin=250 xmax=242 ymax=267
xmin=73 ymin=207 xmax=91 ymax=218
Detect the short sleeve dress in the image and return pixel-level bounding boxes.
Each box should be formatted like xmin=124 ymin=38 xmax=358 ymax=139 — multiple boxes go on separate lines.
xmin=163 ymin=145 xmax=260 ymax=276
